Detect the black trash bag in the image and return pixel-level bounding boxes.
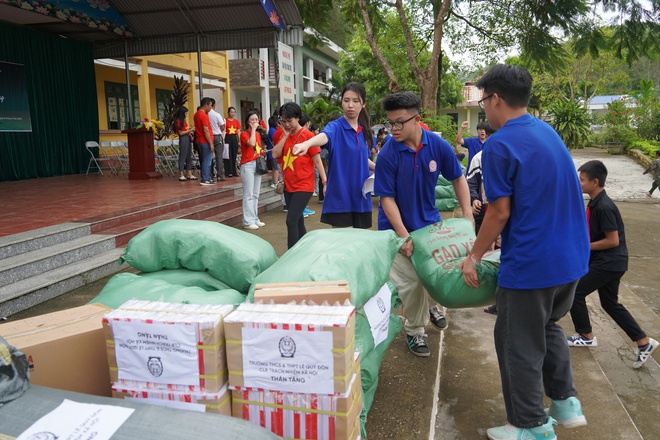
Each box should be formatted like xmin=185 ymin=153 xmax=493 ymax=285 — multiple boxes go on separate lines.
xmin=0 ymin=336 xmax=30 ymax=405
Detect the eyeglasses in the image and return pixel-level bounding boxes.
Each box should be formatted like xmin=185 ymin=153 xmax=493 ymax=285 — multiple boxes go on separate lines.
xmin=478 ymin=94 xmax=494 ymax=110
xmin=384 ymin=114 xmax=418 ymax=131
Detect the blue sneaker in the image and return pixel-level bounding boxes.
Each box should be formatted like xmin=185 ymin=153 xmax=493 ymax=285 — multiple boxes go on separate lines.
xmin=486 ymin=417 xmax=557 ymax=440
xmin=566 ymin=334 xmax=597 ymax=347
xmin=303 ymin=207 xmax=315 ymax=216
xmin=545 ymin=396 xmax=587 ymax=428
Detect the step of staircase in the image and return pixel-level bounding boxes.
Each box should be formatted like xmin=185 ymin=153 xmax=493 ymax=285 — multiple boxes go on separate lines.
xmin=0 ymin=248 xmax=126 ymax=317
xmin=0 ymin=234 xmax=116 ymax=288
xmin=0 ymin=223 xmax=91 ymax=260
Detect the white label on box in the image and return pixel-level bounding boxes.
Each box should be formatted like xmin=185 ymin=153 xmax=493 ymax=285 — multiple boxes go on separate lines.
xmin=112 ymin=320 xmax=199 ymax=386
xmin=126 ymin=397 xmax=206 ymax=413
xmin=16 ymin=399 xmax=134 ymax=440
xmin=241 ymin=326 xmax=334 ymax=394
xmin=364 ymin=283 xmax=392 ymax=347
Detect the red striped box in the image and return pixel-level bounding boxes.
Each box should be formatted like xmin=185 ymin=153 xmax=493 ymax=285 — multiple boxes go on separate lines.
xmin=231 ymin=357 xmax=362 ymax=440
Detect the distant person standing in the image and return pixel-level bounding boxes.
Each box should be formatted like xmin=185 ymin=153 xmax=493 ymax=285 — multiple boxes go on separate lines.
xmin=568 ymin=160 xmax=658 ymax=368
xmin=174 ymin=106 xmax=196 ymax=181
xmin=456 ymin=120 xmax=488 ymax=167
xmin=643 ymin=150 xmax=660 ymax=197
xmin=459 ymin=64 xmax=590 ymax=440
xmin=209 ymin=99 xmax=226 ymax=182
xmin=194 ymin=97 xmax=215 ymax=186
xmin=225 ymin=106 xmax=241 ymax=177
xmin=239 ymin=110 xmax=267 ymax=230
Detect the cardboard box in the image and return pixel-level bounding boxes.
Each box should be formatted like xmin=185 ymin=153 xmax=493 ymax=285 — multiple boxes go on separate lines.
xmin=104 ymin=300 xmax=234 ymax=392
xmin=231 ymin=355 xmax=362 ymax=440
xmin=0 ymin=303 xmax=113 ymax=397
xmin=253 ymin=280 xmax=352 ymax=305
xmin=224 ymin=303 xmax=355 ymax=395
xmin=112 ymin=382 xmax=231 ymax=416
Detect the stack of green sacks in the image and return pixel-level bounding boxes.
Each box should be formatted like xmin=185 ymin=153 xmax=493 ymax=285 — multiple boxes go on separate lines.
xmin=246 ymin=228 xmax=405 ymax=439
xmin=435 ymin=173 xmax=459 ymax=212
xmin=90 ymin=219 xmax=278 ymax=308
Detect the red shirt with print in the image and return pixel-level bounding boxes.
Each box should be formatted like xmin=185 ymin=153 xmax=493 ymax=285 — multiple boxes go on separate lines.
xmin=240 ymin=130 xmax=263 ymax=165
xmin=274 ymin=128 xmax=318 ymax=192
xmin=225 ymin=118 xmax=241 ymax=136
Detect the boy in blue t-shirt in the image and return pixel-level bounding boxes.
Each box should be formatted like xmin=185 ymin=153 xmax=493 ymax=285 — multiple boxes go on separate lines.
xmin=568 ymin=160 xmax=658 ymax=368
xmin=374 ymin=92 xmax=473 ymax=358
xmin=455 ymin=120 xmax=487 ymax=167
xmin=459 ymin=64 xmax=590 ymax=440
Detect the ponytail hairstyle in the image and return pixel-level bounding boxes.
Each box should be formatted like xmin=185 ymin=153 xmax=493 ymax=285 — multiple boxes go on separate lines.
xmin=342 ymin=82 xmax=373 ymax=149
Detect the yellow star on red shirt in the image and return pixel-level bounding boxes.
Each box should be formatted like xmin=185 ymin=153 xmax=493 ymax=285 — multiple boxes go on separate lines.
xmin=228 ymin=126 xmax=237 ymax=134
xmin=282 ymin=148 xmax=297 ymax=171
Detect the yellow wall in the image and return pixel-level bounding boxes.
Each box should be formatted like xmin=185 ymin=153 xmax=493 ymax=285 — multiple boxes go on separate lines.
xmin=95 ymin=52 xmax=230 ymax=145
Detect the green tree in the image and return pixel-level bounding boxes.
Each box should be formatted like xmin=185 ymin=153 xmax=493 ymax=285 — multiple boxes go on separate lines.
xmin=547 ymin=100 xmax=592 ymax=149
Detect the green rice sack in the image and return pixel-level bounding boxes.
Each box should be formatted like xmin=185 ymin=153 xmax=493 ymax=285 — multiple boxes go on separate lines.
xmin=89 ymin=273 xmax=247 ymax=309
xmin=137 ymin=268 xmax=232 ymax=291
xmin=435 ymin=198 xmax=458 ymax=212
xmin=435 ymin=185 xmax=456 ymax=200
xmin=118 ymin=219 xmax=277 ymax=292
xmin=425 ymin=251 xmax=500 ymax=308
xmin=246 ymin=229 xmax=404 ymax=308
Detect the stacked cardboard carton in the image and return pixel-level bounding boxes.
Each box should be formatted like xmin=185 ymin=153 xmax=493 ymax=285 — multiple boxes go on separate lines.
xmin=224 ymin=293 xmax=361 ymax=440
xmin=0 ymin=303 xmax=113 ymax=397
xmin=103 ymin=300 xmax=233 ymax=414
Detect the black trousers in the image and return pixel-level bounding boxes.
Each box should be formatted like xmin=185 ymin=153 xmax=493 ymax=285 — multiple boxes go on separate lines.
xmin=570 ymin=268 xmax=646 ymax=341
xmin=284 ymin=191 xmax=312 ymax=249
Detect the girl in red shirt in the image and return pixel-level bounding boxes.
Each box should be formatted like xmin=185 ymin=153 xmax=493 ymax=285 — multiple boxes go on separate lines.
xmin=273 ymin=103 xmax=327 ymax=248
xmin=239 ymin=110 xmax=267 ymax=230
xmin=174 ymin=106 xmax=196 ymax=181
xmin=224 ymin=106 xmax=241 ymax=177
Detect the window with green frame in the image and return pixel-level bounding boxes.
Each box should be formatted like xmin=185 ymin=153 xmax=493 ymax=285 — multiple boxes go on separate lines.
xmin=155 ymin=89 xmax=171 ymax=122
xmin=105 ymin=81 xmax=140 ymax=130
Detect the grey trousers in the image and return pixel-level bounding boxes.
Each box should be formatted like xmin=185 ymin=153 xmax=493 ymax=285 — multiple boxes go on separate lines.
xmin=213 ymin=136 xmax=225 ymax=178
xmin=494 ymin=280 xmax=579 ymax=428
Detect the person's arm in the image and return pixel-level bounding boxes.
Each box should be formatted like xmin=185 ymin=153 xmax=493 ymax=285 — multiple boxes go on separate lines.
xmin=452 ymin=175 xmax=474 ymax=223
xmin=313 ymin=154 xmax=327 ymax=184
xmin=380 ymin=197 xmax=413 ymax=257
xmin=203 ymin=126 xmax=213 ymax=149
xmin=455 ymin=121 xmax=468 ymax=145
xmin=292 ymin=133 xmax=329 ymax=156
xmin=591 ymin=230 xmax=619 ymax=251
xmin=368 ymin=158 xmax=376 ymax=172
xmin=459 ymin=196 xmax=510 ymax=287
xmin=272 ymin=128 xmax=291 ymax=159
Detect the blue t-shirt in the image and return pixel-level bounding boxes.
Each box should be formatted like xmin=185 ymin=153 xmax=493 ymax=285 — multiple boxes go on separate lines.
xmin=374 ymin=130 xmax=463 ymax=232
xmin=463 ymin=137 xmax=484 ymax=166
xmin=482 ymin=113 xmax=589 ymax=289
xmin=266 ymin=126 xmax=277 ymax=160
xmin=321 ymin=117 xmax=373 ymax=214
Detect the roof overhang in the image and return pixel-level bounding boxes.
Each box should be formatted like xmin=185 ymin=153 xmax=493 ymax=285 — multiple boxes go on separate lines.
xmin=0 ymin=0 xmax=304 ymax=58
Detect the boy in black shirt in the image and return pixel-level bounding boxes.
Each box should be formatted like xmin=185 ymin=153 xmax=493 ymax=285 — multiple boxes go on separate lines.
xmin=568 ymin=160 xmax=658 ymax=369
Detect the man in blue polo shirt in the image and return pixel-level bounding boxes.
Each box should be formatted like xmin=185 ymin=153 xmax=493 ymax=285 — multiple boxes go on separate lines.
xmin=456 ymin=120 xmax=487 ymax=168
xmin=459 ymin=64 xmax=590 ymax=440
xmin=374 ymin=92 xmax=473 ymax=358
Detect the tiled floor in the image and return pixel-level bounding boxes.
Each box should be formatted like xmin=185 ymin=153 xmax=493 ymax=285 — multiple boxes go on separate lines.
xmin=0 ymin=173 xmax=246 ymax=237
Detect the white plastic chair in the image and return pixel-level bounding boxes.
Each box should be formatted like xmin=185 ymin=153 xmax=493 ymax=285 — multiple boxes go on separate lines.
xmin=110 ymin=141 xmax=129 ymax=174
xmin=85 ymin=141 xmax=116 ymax=175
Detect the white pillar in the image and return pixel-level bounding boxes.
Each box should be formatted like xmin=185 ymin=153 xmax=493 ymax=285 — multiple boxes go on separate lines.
xmin=307 ymin=58 xmax=314 ymax=96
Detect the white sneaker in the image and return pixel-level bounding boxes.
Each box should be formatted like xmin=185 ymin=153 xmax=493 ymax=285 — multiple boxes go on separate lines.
xmin=256 ymin=221 xmax=266 ymax=227
xmin=243 ymin=224 xmax=259 ymax=230
xmin=633 ymin=338 xmax=659 ymax=369
xmin=566 ymin=334 xmax=597 ymax=347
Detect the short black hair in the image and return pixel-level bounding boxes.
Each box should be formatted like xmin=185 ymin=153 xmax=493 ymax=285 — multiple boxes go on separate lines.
xmin=475 ymin=64 xmax=532 ymax=109
xmin=476 ymin=122 xmax=487 ymax=131
xmin=300 ymin=113 xmax=311 ymax=126
xmin=310 ymin=124 xmax=319 ymax=132
xmin=484 ymin=123 xmax=496 ymax=136
xmin=210 ymin=98 xmax=216 ymax=107
xmin=279 ymin=102 xmax=302 ymax=120
xmin=200 ymin=97 xmax=213 ymax=107
xmin=656 ymin=150 xmax=660 ymax=157
xmin=268 ymin=115 xmax=279 ymax=128
xmin=578 ymin=160 xmax=608 ymax=187
xmin=382 ymin=92 xmax=421 ymax=113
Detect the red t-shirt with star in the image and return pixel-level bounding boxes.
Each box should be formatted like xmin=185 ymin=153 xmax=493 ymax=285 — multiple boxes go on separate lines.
xmin=225 ymin=118 xmax=241 ymax=136
xmin=274 ymin=128 xmax=319 ymax=192
xmin=240 ymin=130 xmax=263 ymax=165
